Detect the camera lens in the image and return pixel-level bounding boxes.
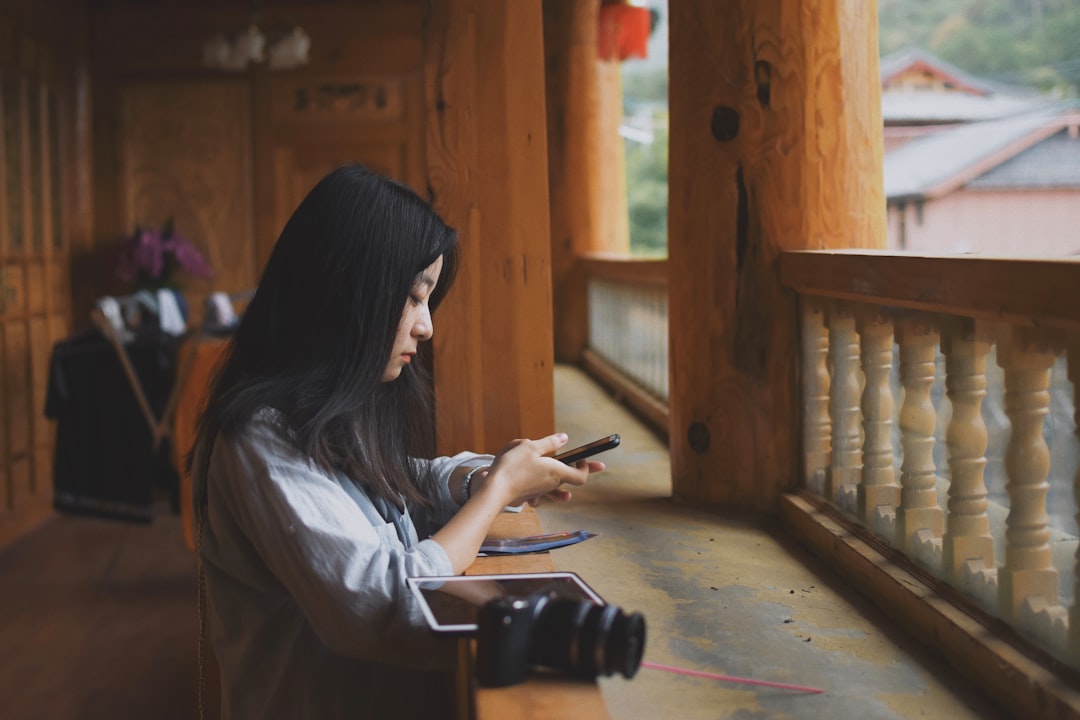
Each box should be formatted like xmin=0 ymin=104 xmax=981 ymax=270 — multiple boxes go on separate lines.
xmin=530 ymin=599 xmax=646 ymax=679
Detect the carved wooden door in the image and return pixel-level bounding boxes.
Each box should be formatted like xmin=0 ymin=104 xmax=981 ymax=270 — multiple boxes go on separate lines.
xmin=0 ymin=53 xmax=71 ymax=546
xmin=117 ymin=79 xmax=260 ymax=315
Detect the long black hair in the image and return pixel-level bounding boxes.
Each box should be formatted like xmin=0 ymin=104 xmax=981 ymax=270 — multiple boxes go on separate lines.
xmin=194 ymin=164 xmax=459 ymax=509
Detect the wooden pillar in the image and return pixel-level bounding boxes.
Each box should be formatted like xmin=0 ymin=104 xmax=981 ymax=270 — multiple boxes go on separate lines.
xmin=544 ymin=0 xmax=629 ymax=363
xmin=667 ymin=0 xmax=885 ymax=511
xmin=425 ymin=0 xmax=556 ymax=454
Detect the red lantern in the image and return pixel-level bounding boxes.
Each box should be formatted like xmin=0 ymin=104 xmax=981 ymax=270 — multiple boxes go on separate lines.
xmin=598 ymin=2 xmax=651 ymax=62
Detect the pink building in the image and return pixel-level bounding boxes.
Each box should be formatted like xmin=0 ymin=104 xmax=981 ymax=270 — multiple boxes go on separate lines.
xmin=881 ymin=49 xmax=1080 ymax=257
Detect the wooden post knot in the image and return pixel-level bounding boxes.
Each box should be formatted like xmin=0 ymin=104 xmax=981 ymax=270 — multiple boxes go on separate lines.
xmin=710 ymin=106 xmax=739 ymax=142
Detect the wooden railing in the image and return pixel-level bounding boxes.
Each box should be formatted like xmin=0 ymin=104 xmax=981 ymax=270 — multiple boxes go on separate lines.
xmin=574 ymin=249 xmax=1080 ymax=714
xmin=781 ymin=250 xmax=1080 ymax=716
xmin=579 ymin=254 xmax=669 ymax=435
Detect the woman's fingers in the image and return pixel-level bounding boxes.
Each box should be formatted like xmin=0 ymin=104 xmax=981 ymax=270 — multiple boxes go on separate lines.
xmin=532 ymin=432 xmax=570 ymax=456
xmin=556 ymin=459 xmax=591 ymax=486
xmin=526 ymin=487 xmax=573 ymax=507
xmin=484 ymin=432 xmax=609 ymax=506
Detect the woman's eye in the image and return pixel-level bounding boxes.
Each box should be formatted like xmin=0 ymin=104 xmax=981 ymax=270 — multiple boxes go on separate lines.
xmin=410 ymin=294 xmax=424 ymax=306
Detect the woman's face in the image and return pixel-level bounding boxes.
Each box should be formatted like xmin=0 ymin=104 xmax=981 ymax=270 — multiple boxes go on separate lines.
xmin=382 ymin=255 xmax=444 ymax=382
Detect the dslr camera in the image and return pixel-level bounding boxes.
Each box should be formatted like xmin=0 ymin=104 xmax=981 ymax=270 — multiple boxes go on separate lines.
xmin=474 ymin=591 xmax=646 ymax=687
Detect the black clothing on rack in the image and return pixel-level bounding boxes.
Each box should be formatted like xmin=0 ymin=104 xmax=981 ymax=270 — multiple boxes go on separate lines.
xmin=45 ymin=329 xmax=180 ymax=523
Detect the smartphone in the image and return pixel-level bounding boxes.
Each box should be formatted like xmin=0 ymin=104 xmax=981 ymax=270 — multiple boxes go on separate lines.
xmin=552 ymin=433 xmax=620 ymax=464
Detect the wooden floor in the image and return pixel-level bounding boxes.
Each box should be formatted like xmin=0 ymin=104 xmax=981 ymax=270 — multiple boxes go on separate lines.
xmin=0 ymin=365 xmax=1007 ymax=720
xmin=0 ymin=506 xmax=208 ymax=720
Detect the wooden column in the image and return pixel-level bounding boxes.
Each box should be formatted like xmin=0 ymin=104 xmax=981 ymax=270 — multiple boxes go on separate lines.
xmin=667 ymin=0 xmax=885 ymax=511
xmin=544 ymin=0 xmax=629 ymax=363
xmin=425 ymin=0 xmax=556 ymax=454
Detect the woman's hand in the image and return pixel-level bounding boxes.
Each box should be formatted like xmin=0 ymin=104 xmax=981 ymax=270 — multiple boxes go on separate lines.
xmin=477 ymin=433 xmax=598 ymax=508
xmin=432 ymin=433 xmax=602 ymax=574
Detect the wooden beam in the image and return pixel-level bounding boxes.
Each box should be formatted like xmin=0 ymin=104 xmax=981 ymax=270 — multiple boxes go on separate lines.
xmin=88 ymin=3 xmax=424 ymax=77
xmin=581 ymin=348 xmax=669 ymax=438
xmin=780 ymin=251 xmax=1080 ymax=332
xmin=579 ymin=254 xmax=666 ymax=286
xmin=424 ymin=0 xmax=556 ymax=454
xmin=667 ymin=0 xmax=885 ymax=513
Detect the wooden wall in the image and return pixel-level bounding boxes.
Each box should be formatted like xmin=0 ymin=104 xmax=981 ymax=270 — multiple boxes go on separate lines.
xmin=87 ymin=1 xmax=430 ymax=322
xmin=888 ymin=188 xmax=1080 ymax=256
xmin=0 ymin=0 xmax=557 ymax=549
xmin=0 ymin=0 xmax=87 ymax=548
xmin=667 ymin=0 xmax=886 ymax=513
xmin=87 ymin=0 xmax=555 ymax=458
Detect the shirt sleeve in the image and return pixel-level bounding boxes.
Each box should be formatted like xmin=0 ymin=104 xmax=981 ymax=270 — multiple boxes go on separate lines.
xmin=410 ymin=452 xmax=495 ymax=537
xmin=206 ymin=417 xmax=463 ymax=662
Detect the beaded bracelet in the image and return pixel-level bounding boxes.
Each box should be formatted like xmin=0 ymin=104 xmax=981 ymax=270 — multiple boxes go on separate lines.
xmin=460 ymin=465 xmax=488 ymax=504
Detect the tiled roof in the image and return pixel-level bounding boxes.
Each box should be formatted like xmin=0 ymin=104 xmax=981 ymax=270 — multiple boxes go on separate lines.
xmin=879 ymin=47 xmax=1047 ymax=125
xmin=882 ymin=90 xmax=1051 ymax=124
xmin=879 ymin=47 xmax=1037 ymax=98
xmin=967 ymin=128 xmax=1080 ymax=189
xmin=879 ymin=48 xmax=1080 ymax=201
xmin=883 ymin=105 xmax=1075 ymax=200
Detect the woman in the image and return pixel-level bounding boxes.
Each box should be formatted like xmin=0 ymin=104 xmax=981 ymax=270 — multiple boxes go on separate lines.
xmin=191 ymin=165 xmax=601 ymax=719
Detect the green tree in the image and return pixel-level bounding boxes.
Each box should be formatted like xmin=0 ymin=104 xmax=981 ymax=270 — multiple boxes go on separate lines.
xmin=622 ymin=67 xmax=669 ymax=255
xmin=624 ymin=111 xmax=668 ymax=257
xmin=880 ymin=0 xmax=1080 ymax=95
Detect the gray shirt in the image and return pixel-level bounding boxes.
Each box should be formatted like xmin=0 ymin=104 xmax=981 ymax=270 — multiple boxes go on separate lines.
xmin=195 ymin=409 xmax=492 ymax=719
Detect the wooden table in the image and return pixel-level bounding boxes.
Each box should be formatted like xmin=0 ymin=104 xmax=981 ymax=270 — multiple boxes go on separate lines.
xmin=461 ymin=507 xmax=610 ymax=720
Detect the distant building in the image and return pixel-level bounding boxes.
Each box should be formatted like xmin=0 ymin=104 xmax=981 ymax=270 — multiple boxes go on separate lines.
xmin=881 ymin=48 xmax=1080 ymax=255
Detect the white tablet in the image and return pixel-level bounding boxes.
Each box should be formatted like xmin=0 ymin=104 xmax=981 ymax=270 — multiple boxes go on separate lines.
xmin=406 ymin=571 xmax=606 ymax=634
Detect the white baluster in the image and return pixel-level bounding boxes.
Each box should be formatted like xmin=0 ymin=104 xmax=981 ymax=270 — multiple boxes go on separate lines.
xmin=827 ymin=308 xmax=862 ymax=508
xmin=996 ymin=328 xmax=1058 ymax=622
xmin=857 ymin=312 xmax=898 ymax=523
xmin=941 ymin=320 xmax=995 ymax=587
xmin=1068 ymin=342 xmax=1079 ymax=663
xmin=802 ymin=303 xmax=831 ymax=495
xmin=896 ymin=318 xmax=944 ymax=556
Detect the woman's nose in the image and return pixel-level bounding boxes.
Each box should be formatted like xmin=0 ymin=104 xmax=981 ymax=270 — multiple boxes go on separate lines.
xmin=413 ymin=307 xmax=433 ymax=340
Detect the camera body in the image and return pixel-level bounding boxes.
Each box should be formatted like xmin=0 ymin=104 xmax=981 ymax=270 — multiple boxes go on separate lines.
xmin=474 ymin=591 xmax=646 ymax=688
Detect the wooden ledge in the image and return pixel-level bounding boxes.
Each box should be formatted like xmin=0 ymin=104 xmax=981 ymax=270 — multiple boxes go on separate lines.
xmin=461 ymin=507 xmax=610 ymax=720
xmin=779 ymin=491 xmax=1080 ymax=720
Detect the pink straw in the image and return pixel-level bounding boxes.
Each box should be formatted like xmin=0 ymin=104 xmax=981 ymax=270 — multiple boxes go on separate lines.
xmin=641 ymin=661 xmax=824 ymax=694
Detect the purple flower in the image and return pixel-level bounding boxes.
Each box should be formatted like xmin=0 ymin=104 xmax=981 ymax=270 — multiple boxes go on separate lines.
xmin=166 ymin=235 xmax=215 ymax=278
xmin=114 ymin=219 xmax=214 ymax=288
